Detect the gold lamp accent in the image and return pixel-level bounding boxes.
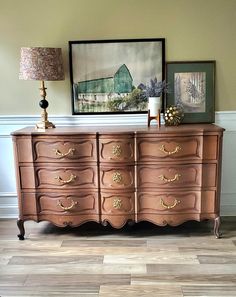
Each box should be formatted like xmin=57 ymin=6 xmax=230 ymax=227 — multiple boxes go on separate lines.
xmin=19 ymin=47 xmax=64 ymax=130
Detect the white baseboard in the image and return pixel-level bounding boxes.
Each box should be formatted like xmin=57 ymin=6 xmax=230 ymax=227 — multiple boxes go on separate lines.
xmin=0 ymin=206 xmax=18 ymax=219
xmin=0 ymin=112 xmax=236 ymax=217
xmin=220 ymin=193 xmax=236 ymax=216
xmin=0 ymin=192 xmax=18 ymax=218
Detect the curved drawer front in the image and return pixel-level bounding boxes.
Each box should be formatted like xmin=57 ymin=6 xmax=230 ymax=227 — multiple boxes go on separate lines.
xmin=137 ymin=191 xmax=216 ymax=214
xmin=20 ymin=166 xmax=98 ymax=189
xmin=100 ymin=166 xmax=134 ymax=189
xmin=99 ymin=138 xmax=134 ymax=162
xmin=38 ymin=193 xmax=99 ymax=214
xmin=137 ymin=136 xmax=203 ymax=161
xmin=33 ymin=139 xmax=97 ymax=162
xmin=138 ymin=191 xmax=201 ymax=213
xmin=101 ymin=192 xmax=135 ymax=214
xmin=137 ymin=164 xmax=216 ymax=188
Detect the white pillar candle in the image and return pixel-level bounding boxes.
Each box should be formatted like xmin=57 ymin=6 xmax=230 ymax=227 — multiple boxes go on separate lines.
xmin=148 ymin=97 xmax=161 ymax=116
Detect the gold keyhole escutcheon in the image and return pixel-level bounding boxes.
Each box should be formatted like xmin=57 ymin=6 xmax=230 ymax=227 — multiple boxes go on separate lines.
xmin=113 ymin=198 xmax=122 ymax=209
xmin=112 ymin=145 xmax=122 ymax=157
xmin=112 ymin=172 xmax=123 ymax=184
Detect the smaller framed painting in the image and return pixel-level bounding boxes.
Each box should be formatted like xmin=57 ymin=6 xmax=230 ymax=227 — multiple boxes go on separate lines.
xmin=166 ymin=61 xmax=215 ymax=123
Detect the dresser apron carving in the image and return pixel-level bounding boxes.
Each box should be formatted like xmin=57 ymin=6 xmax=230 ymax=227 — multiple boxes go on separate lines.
xmin=11 ymin=124 xmax=224 ymax=240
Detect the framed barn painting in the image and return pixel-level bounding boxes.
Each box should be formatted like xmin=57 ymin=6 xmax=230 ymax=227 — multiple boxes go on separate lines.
xmin=69 ymin=39 xmax=165 ymax=114
xmin=166 ymin=61 xmax=215 ymax=123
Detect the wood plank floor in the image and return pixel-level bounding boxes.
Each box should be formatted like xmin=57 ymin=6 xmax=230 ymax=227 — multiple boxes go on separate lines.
xmin=0 ymin=218 xmax=235 ymax=297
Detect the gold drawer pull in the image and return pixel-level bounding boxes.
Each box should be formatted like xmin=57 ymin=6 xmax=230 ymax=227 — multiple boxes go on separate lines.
xmin=113 ymin=198 xmax=122 ymax=209
xmin=112 ymin=172 xmax=123 ymax=184
xmin=54 ymin=174 xmax=77 ymax=184
xmin=159 ymin=173 xmax=181 ymax=183
xmin=159 ymin=144 xmax=181 ymax=155
xmin=160 ymin=198 xmax=180 ymax=209
xmin=57 ymin=197 xmax=78 ymax=211
xmin=53 ymin=148 xmax=75 ymax=157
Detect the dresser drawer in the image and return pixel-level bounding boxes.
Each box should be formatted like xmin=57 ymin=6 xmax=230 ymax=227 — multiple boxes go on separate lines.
xmin=100 ymin=166 xmax=134 ymax=189
xmin=137 ymin=136 xmax=208 ymax=161
xmin=20 ymin=166 xmax=98 ymax=189
xmin=137 ymin=191 xmax=216 ymax=214
xmin=101 ymin=192 xmax=135 ymax=215
xmin=38 ymin=192 xmax=99 ymax=214
xmin=33 ymin=138 xmax=97 ymax=162
xmin=137 ymin=164 xmax=216 ymax=188
xmin=99 ymin=138 xmax=134 ymax=162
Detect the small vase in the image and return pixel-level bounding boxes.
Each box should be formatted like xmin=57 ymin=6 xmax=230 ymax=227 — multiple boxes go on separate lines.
xmin=148 ymin=97 xmax=161 ymax=116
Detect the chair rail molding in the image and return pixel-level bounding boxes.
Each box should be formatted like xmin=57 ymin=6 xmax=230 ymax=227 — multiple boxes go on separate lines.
xmin=0 ymin=111 xmax=236 ymax=218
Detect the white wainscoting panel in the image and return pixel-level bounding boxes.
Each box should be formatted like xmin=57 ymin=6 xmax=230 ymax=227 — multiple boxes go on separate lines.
xmin=0 ymin=112 xmax=235 ymax=218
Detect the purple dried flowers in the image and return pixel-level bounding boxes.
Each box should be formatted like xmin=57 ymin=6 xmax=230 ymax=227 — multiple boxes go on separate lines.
xmin=138 ymin=77 xmax=169 ymax=98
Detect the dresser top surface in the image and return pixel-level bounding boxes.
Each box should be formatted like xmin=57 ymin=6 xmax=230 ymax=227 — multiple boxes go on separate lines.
xmin=11 ymin=124 xmax=224 ymax=136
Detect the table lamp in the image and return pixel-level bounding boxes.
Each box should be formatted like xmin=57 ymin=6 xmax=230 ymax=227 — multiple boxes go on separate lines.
xmin=19 ymin=47 xmax=64 ymax=129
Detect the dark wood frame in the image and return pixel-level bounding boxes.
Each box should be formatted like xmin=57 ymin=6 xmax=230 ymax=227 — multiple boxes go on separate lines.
xmin=69 ymin=38 xmax=165 ymax=115
xmin=166 ymin=61 xmax=215 ymax=123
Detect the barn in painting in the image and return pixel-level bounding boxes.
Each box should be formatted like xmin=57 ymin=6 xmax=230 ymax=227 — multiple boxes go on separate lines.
xmin=74 ymin=64 xmax=133 ymax=103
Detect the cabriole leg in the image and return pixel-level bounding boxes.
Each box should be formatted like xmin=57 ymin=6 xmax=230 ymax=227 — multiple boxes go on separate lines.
xmin=214 ymin=216 xmax=221 ymax=239
xmin=17 ymin=219 xmax=25 ymax=240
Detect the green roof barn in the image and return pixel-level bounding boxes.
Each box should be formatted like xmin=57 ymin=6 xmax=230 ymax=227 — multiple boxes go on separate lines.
xmin=77 ymin=64 xmax=133 ymax=95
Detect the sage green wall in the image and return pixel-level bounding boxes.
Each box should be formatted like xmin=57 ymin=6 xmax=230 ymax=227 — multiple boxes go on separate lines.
xmin=0 ymin=0 xmax=235 ymax=115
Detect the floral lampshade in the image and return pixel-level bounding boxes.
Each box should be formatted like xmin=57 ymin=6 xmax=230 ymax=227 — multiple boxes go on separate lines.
xmin=19 ymin=47 xmax=64 ymax=81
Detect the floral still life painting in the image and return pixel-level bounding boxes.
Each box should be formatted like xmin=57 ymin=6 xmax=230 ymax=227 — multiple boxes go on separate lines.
xmin=174 ymin=72 xmax=206 ymax=113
